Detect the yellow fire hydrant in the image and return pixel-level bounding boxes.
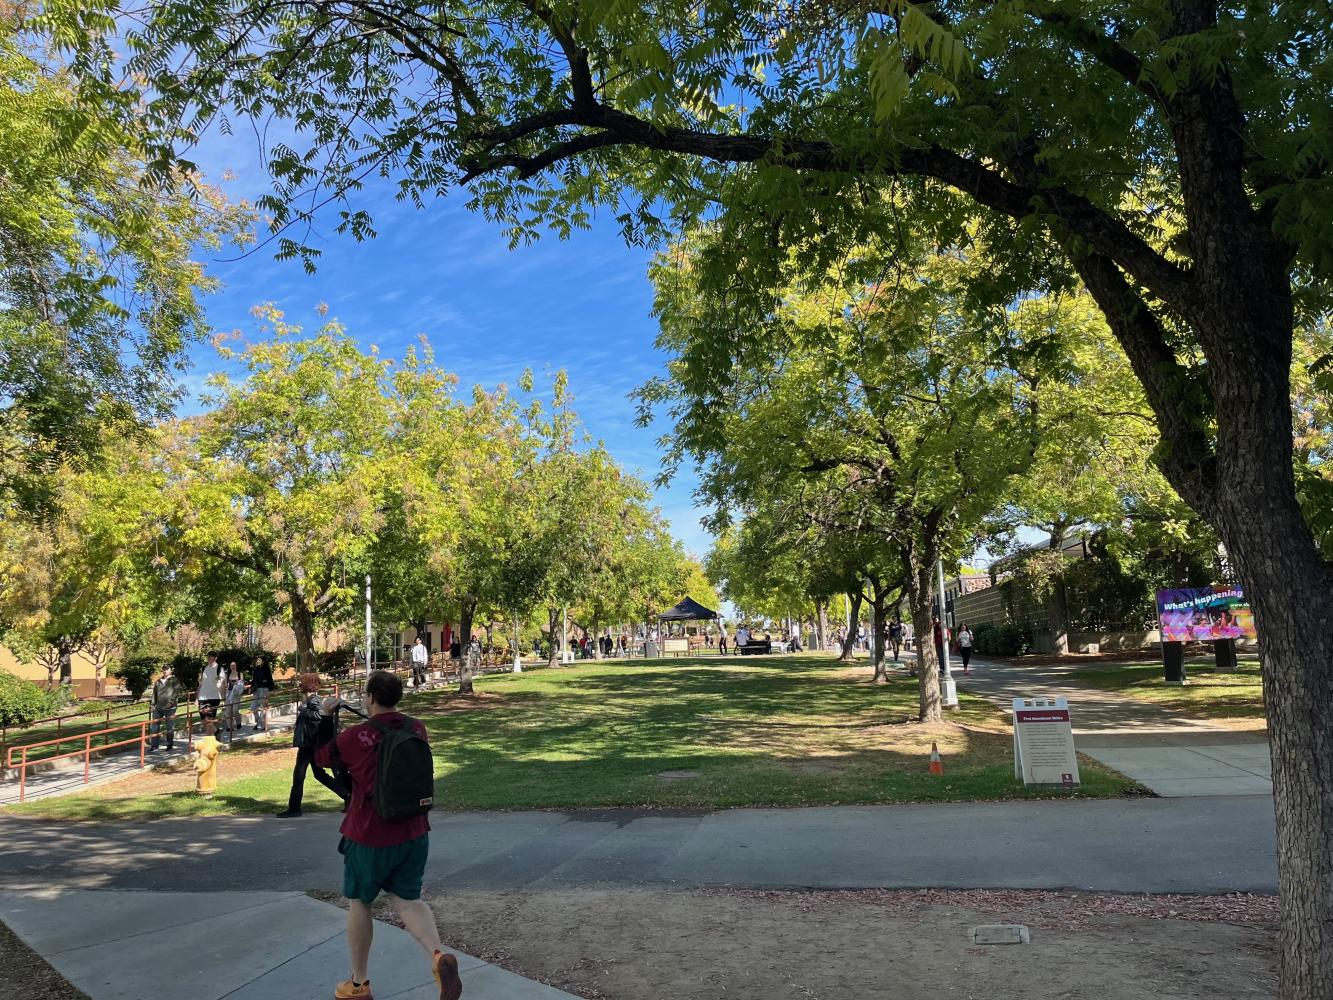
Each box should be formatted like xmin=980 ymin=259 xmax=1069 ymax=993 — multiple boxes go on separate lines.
xmin=194 ymin=734 xmax=220 ymax=796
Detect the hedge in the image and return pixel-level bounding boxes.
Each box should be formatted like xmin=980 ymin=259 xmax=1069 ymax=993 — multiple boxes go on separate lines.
xmin=0 ymin=670 xmax=66 ymax=727
xmin=971 ymin=622 xmax=1033 ymax=657
xmin=111 ymin=656 xmax=161 ymax=701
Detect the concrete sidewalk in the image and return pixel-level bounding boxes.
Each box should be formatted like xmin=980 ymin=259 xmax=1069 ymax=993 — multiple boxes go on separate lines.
xmin=0 ymin=890 xmax=576 ymax=999
xmin=954 ymin=655 xmax=1272 ymax=797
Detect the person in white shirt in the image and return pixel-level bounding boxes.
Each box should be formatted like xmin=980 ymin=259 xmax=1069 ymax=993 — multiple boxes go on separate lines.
xmin=957 ymin=624 xmax=974 ymax=674
xmin=736 ymin=625 xmax=751 ymax=650
xmin=197 ymin=654 xmax=224 ymax=737
xmin=410 ymin=636 xmax=429 ymax=688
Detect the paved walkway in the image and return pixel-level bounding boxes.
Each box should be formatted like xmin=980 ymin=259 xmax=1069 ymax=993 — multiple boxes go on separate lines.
xmin=954 ymin=655 xmax=1271 ymax=796
xmin=0 ymin=799 xmax=1278 ymax=896
xmin=0 ymin=889 xmax=575 ymax=999
xmin=0 ymin=672 xmax=459 ymax=806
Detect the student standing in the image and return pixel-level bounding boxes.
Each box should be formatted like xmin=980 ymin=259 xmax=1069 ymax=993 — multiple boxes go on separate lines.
xmin=315 ymin=670 xmax=462 ymax=1000
xmin=410 ymin=637 xmax=429 ymax=689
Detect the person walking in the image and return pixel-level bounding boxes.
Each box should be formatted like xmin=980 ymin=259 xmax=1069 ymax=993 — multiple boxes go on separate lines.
xmin=197 ymin=653 xmax=224 ymax=738
xmin=932 ymin=616 xmax=947 ymax=674
xmin=224 ymin=669 xmax=246 ymax=738
xmin=315 ymin=670 xmax=462 ymax=1000
xmin=148 ymin=665 xmax=182 ymax=752
xmin=249 ymin=655 xmax=274 ymax=731
xmin=888 ymin=620 xmax=903 ymax=662
xmin=278 ymin=673 xmax=349 ymax=818
xmin=410 ymin=636 xmax=429 ymax=689
xmin=957 ymin=624 xmax=974 ymax=674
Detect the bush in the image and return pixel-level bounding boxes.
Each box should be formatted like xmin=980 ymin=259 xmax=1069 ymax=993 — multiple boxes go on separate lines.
xmin=111 ymin=656 xmax=161 ymax=701
xmin=0 ymin=670 xmax=65 ymax=727
xmin=972 ymin=622 xmax=1032 ymax=657
xmin=170 ymin=652 xmax=206 ymax=692
xmin=317 ymin=647 xmax=354 ymax=673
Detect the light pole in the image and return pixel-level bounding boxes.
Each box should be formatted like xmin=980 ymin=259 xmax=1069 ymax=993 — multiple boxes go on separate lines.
xmin=936 ymin=559 xmax=959 ymax=708
xmin=364 ymin=574 xmax=373 ymax=683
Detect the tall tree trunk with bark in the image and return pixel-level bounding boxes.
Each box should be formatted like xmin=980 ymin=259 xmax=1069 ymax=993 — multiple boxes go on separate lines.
xmin=868 ymin=578 xmax=889 ymax=683
xmin=458 ymin=596 xmax=478 ymax=694
xmin=816 ymin=598 xmax=829 ymax=652
xmin=547 ymin=606 xmax=562 ymax=668
xmin=290 ymin=597 xmax=317 ymax=673
xmin=1045 ymin=522 xmax=1071 ymax=655
xmin=413 ymin=617 xmax=430 ymax=653
xmin=57 ymin=639 xmax=73 ymax=687
xmin=902 ymin=542 xmax=943 ymax=723
xmin=837 ymin=590 xmax=863 ymax=661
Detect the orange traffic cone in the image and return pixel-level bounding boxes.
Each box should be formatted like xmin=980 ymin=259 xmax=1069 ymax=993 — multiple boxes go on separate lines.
xmin=928 ymin=741 xmax=943 ymax=775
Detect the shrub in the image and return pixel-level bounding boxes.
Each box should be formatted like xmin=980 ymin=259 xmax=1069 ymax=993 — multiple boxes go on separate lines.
xmin=0 ymin=670 xmax=65 ymax=727
xmin=111 ymin=656 xmax=161 ymax=701
xmin=317 ymin=647 xmax=354 ymax=672
xmin=972 ymin=622 xmax=1032 ymax=657
xmin=170 ymin=652 xmax=206 ymax=692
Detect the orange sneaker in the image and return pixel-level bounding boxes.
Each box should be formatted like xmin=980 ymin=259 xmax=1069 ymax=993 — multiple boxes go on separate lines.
xmin=433 ymin=950 xmax=462 ymax=1000
xmin=334 ymin=979 xmax=374 ymax=999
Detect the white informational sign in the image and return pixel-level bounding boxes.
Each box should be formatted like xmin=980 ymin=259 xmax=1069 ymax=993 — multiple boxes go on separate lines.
xmin=663 ymin=637 xmax=690 ymax=654
xmin=1012 ymin=697 xmax=1080 ymax=787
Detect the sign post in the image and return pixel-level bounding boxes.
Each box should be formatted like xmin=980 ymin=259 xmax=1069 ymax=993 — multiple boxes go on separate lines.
xmin=1012 ymin=697 xmax=1080 ymax=786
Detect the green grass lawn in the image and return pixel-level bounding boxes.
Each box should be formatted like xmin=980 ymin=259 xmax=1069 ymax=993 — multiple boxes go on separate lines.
xmin=1 ymin=700 xmax=157 ymax=764
xmin=8 ymin=656 xmax=1142 ymax=820
xmin=1067 ymin=657 xmax=1265 ymax=721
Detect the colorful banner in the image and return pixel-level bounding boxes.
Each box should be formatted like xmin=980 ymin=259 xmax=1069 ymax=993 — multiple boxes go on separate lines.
xmin=1155 ymin=585 xmax=1256 ymax=642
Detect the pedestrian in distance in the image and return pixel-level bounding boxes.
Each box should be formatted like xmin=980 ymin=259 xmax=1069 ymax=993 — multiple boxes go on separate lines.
xmin=197 ymin=653 xmax=225 ymax=738
xmin=410 ymin=636 xmax=429 ymax=689
xmin=932 ymin=616 xmax=947 ymax=674
xmin=224 ymin=669 xmax=246 ymax=738
xmin=315 ymin=669 xmax=462 ymax=1000
xmin=148 ymin=664 xmax=182 ymax=752
xmin=957 ymin=623 xmax=974 ymax=674
xmin=249 ymin=655 xmax=274 ymax=731
xmin=278 ymin=673 xmax=350 ymax=818
xmin=888 ymin=620 xmax=903 ymax=662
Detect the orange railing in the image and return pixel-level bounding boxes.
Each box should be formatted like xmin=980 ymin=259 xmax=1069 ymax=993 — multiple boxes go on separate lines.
xmin=5 ymin=719 xmax=161 ymax=803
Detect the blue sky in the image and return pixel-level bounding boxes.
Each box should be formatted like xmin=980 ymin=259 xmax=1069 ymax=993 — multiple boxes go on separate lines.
xmin=186 ymin=138 xmax=712 ymax=559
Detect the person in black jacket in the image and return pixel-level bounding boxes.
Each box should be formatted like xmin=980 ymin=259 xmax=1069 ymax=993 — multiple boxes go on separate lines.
xmin=249 ymin=656 xmax=275 ymax=731
xmin=277 ymin=673 xmax=349 ymax=818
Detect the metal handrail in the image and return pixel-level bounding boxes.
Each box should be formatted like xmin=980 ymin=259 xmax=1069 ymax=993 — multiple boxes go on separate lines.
xmin=7 ymin=719 xmax=156 ymax=803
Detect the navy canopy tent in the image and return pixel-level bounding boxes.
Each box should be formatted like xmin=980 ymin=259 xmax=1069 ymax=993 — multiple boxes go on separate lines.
xmin=658 ymin=597 xmax=720 ymax=622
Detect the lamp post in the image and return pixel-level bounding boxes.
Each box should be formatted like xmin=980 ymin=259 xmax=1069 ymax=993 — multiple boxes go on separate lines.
xmin=936 ymin=559 xmax=959 ymax=708
xmin=364 ymin=574 xmax=373 ymax=682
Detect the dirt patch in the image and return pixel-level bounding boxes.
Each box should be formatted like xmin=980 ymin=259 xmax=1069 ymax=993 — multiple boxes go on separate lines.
xmin=420 ymin=886 xmax=1275 ymax=1000
xmin=0 ymin=920 xmax=89 ymax=1000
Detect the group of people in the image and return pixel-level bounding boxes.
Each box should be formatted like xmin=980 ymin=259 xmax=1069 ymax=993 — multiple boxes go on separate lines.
xmin=147 ymin=651 xmax=276 ymax=751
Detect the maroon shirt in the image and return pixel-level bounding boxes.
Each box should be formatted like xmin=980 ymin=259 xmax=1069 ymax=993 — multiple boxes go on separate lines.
xmin=316 ymin=711 xmax=431 ymax=848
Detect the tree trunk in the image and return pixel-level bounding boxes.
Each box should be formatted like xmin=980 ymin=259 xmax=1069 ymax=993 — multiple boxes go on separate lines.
xmin=1046 ymin=524 xmax=1071 ymax=655
xmin=816 ymin=599 xmax=829 ymax=652
xmin=547 ymin=606 xmax=561 ymax=668
xmin=903 ymin=543 xmax=943 ymax=723
xmin=57 ymin=640 xmax=73 ymax=687
xmin=868 ymin=581 xmax=888 ymax=683
xmin=458 ymin=596 xmax=477 ymax=694
xmin=838 ymin=590 xmax=863 ymax=661
xmin=413 ymin=617 xmax=430 ymax=653
xmin=290 ymin=597 xmax=317 ymax=673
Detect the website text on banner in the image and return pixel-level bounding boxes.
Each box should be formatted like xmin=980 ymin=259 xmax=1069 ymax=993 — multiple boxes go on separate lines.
xmin=1155 ymin=585 xmax=1257 ymax=643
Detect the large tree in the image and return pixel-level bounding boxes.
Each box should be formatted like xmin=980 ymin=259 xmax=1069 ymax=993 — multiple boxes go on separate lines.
xmin=0 ymin=24 xmax=246 ymax=513
xmin=159 ymin=314 xmax=396 ymax=670
xmin=77 ymin=0 xmax=1333 ymax=989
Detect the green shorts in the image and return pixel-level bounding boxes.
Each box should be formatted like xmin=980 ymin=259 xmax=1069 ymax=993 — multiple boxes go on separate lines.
xmin=339 ymin=835 xmax=429 ymax=904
